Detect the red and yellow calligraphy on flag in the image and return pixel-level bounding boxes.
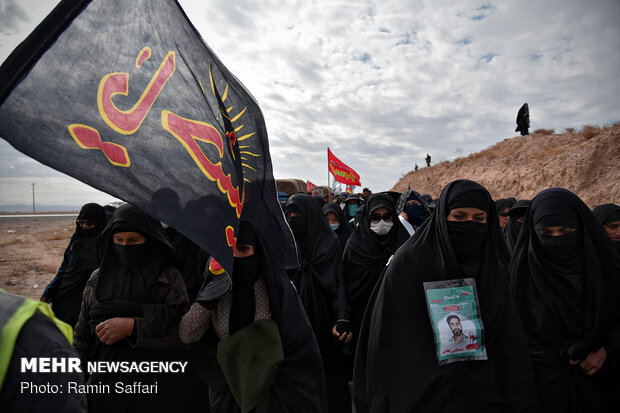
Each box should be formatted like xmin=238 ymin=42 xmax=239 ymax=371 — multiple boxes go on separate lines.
xmin=0 ymin=0 xmax=298 ymax=275
xmin=327 ymin=147 xmax=361 ymax=186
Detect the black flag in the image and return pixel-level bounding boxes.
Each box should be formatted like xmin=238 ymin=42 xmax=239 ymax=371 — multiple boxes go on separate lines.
xmin=0 ymin=0 xmax=296 ymax=274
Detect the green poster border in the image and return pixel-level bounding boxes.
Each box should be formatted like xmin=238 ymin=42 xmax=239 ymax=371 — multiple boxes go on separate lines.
xmin=423 ymin=278 xmax=488 ymax=365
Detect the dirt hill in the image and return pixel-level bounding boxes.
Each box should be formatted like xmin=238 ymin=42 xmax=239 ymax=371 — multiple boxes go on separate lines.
xmin=392 ymin=124 xmax=620 ymax=208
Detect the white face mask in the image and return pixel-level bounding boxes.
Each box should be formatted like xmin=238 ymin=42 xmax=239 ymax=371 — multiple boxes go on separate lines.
xmin=370 ymin=220 xmax=393 ymax=236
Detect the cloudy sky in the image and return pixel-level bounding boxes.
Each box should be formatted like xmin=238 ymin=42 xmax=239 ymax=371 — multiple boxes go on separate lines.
xmin=1 ymin=0 xmax=618 ymax=206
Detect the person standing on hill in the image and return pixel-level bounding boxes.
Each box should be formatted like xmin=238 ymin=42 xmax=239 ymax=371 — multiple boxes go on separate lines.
xmin=515 ymin=103 xmax=530 ymax=136
xmin=425 ymin=153 xmax=431 ymax=167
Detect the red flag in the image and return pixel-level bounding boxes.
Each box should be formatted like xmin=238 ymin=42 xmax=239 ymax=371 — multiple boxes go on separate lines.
xmin=306 ymin=180 xmax=316 ymax=192
xmin=328 ymin=148 xmax=361 ymax=186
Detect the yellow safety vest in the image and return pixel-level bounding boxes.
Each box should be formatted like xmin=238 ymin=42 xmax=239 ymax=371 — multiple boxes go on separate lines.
xmin=0 ymin=289 xmax=73 ymax=390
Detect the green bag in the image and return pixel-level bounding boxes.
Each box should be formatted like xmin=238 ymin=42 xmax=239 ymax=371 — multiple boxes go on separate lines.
xmin=217 ymin=319 xmax=284 ymax=413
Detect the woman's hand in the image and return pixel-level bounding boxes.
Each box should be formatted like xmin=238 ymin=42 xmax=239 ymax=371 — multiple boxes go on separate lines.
xmin=96 ymin=317 xmax=135 ymax=345
xmin=332 ymin=323 xmax=353 ymax=345
xmin=579 ymin=347 xmax=607 ymax=376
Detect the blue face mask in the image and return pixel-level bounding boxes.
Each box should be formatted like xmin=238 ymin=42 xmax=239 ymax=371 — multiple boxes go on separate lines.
xmin=330 ymin=223 xmax=340 ymax=231
xmin=347 ymin=204 xmax=359 ymax=217
xmin=404 ymin=204 xmax=426 ymax=227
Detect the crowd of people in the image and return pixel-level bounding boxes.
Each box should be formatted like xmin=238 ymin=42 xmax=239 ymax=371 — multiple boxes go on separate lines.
xmin=1 ymin=179 xmax=619 ymax=412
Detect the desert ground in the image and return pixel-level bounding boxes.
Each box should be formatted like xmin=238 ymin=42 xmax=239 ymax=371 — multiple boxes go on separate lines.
xmin=0 ymin=214 xmax=77 ymax=300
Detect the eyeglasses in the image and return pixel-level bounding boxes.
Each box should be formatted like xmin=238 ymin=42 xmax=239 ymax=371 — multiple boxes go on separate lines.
xmin=499 ymin=213 xmax=509 ymax=217
xmin=76 ymin=220 xmax=94 ymax=227
xmin=370 ymin=212 xmax=393 ymax=223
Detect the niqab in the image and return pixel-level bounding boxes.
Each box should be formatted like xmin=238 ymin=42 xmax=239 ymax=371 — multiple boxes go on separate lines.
xmin=96 ymin=205 xmax=174 ymax=302
xmin=228 ymin=221 xmax=261 ymax=335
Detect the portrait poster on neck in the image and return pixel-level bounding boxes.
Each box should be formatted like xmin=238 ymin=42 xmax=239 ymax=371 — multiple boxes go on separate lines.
xmin=423 ymin=278 xmax=488 ymax=365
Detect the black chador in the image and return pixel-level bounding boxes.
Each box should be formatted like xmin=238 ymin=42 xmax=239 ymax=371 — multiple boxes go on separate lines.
xmin=342 ymin=194 xmax=408 ymax=358
xmin=50 ymin=203 xmax=107 ymax=326
xmin=354 ymin=180 xmax=536 ymax=412
xmin=509 ymin=188 xmax=620 ymax=412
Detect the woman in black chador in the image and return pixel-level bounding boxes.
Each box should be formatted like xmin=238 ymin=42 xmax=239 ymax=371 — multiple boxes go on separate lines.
xmin=592 ymin=203 xmax=620 ymax=255
xmin=179 ymin=220 xmax=327 ymax=412
xmin=73 ymin=204 xmax=190 ymax=413
xmin=42 ymin=203 xmax=107 ymax=326
xmin=354 ymin=180 xmax=536 ymax=413
xmin=502 ymin=199 xmax=530 ymax=255
xmin=285 ymin=193 xmax=350 ymax=412
xmin=322 ymin=202 xmax=354 ymax=251
xmin=343 ymin=194 xmax=409 ymax=358
xmin=515 ymin=103 xmax=530 ymax=136
xmin=509 ymin=188 xmax=620 ymax=412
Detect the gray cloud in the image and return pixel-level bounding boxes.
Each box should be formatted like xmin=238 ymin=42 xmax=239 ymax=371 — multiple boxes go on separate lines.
xmin=0 ymin=0 xmax=30 ymax=34
xmin=1 ymin=0 xmax=619 ymax=202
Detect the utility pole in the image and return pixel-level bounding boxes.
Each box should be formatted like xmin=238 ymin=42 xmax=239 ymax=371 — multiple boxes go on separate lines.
xmin=31 ymin=182 xmax=36 ymax=213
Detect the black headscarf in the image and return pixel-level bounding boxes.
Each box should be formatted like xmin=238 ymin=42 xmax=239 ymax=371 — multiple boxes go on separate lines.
xmin=509 ymin=189 xmax=620 ymax=410
xmin=343 ymin=194 xmax=363 ymax=223
xmin=322 ymin=202 xmax=354 ymax=251
xmin=495 ymin=198 xmax=516 ymax=216
xmin=76 ymin=202 xmax=108 ymax=235
xmin=593 ymin=203 xmax=620 ymax=225
xmin=593 ymin=203 xmax=620 ymax=255
xmin=395 ymin=189 xmax=430 ymax=228
xmin=502 ymin=200 xmax=530 ymax=254
xmin=92 ymin=204 xmax=178 ymax=336
xmin=354 ymin=180 xmax=535 ymax=412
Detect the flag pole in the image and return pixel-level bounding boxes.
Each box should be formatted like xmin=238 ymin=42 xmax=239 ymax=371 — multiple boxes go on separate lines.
xmin=327 ymin=147 xmax=331 ymax=202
